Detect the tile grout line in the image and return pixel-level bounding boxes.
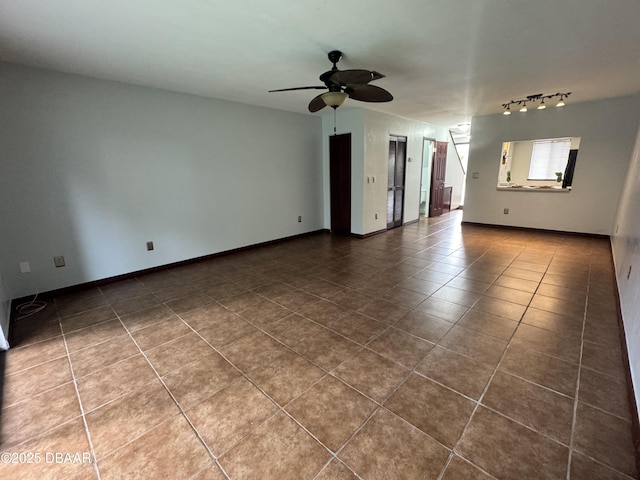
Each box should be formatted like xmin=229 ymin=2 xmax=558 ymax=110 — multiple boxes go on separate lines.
xmin=166 ymin=298 xmax=350 ymax=476
xmin=392 ymin=221 xmax=567 ymax=478
xmin=305 ymin=220 xmax=490 ymax=476
xmin=297 ymin=222 xmax=493 ymax=473
xmin=371 ymin=227 xmax=519 ymax=480
xmin=54 ymin=300 xmax=102 ymax=480
xmin=172 ymin=282 xmax=463 ymax=477
xmin=434 ymin=244 xmax=556 ymax=480
xmin=565 ymin=257 xmax=591 ymax=480
xmin=105 ymin=304 xmax=240 ymax=479
xmin=173 ymin=301 xmax=369 ymax=478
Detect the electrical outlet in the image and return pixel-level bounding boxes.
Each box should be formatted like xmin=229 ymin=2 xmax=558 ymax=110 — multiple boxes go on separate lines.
xmin=375 ymin=213 xmax=378 ymax=220
xmin=19 ymin=261 xmax=31 ymax=274
xmin=503 ymin=208 xmax=509 ymax=215
xmin=146 ymin=241 xmax=154 ymax=251
xmin=298 ymin=216 xmax=302 ymax=223
xmin=54 ymin=256 xmax=65 ymax=267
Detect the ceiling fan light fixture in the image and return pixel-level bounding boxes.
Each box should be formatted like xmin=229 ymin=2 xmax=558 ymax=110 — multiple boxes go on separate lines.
xmin=270 ymin=51 xmax=392 ymax=112
xmin=321 ymin=91 xmax=348 ymax=108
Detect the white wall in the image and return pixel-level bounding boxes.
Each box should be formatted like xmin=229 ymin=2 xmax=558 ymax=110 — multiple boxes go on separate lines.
xmin=363 ymin=110 xmax=446 ymax=233
xmin=612 ymin=124 xmax=640 ymax=421
xmin=464 ymin=95 xmax=640 ymax=234
xmin=0 ymin=63 xmax=323 ymax=299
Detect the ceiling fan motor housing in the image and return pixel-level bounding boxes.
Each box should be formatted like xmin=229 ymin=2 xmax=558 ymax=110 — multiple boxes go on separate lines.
xmin=327 ymin=50 xmax=343 ymax=65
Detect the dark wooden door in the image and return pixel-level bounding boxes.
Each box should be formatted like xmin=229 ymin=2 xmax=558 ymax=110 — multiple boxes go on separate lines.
xmin=387 ymin=136 xmax=407 ymax=229
xmin=429 ymin=141 xmax=447 ymax=217
xmin=330 ymin=134 xmax=351 ymax=234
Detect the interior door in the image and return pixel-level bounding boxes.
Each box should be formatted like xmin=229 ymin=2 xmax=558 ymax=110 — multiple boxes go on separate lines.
xmin=387 ymin=136 xmax=407 ymax=229
xmin=330 ymin=134 xmax=351 ymax=234
xmin=429 ymin=141 xmax=447 ymax=217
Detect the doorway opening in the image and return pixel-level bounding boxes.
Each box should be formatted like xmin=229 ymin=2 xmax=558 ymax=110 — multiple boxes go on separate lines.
xmin=420 ymin=139 xmax=435 ymax=217
xmin=329 ymin=134 xmax=351 ymax=235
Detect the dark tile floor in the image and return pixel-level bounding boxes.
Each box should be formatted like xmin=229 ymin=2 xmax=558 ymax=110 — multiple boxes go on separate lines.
xmin=1 ymin=210 xmax=637 ymax=479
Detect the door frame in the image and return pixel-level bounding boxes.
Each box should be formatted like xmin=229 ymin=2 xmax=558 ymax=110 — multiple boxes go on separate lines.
xmin=387 ymin=135 xmax=407 ymax=229
xmin=429 ymin=141 xmax=448 ymax=217
xmin=329 ymin=133 xmax=352 ymax=235
xmin=419 ymin=138 xmax=436 ymax=217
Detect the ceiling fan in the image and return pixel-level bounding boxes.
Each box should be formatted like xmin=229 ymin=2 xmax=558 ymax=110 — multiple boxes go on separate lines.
xmin=269 ymin=50 xmax=393 ymax=112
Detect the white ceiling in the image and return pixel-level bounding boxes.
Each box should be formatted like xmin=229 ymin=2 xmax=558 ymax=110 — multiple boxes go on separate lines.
xmin=2 ymin=0 xmax=640 ymax=127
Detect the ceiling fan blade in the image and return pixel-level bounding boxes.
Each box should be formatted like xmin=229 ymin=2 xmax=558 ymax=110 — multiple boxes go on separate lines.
xmin=330 ymin=69 xmax=385 ymax=86
xmin=346 ymin=84 xmax=393 ymax=102
xmin=269 ymin=86 xmax=326 ymax=92
xmin=308 ymin=94 xmax=327 ymax=112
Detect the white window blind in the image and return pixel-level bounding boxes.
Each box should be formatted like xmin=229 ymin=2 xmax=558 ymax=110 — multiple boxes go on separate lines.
xmin=527 ymin=138 xmax=571 ymax=180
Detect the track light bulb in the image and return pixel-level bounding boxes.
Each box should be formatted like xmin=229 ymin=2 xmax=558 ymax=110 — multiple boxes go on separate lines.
xmin=519 ymin=102 xmax=527 ymax=113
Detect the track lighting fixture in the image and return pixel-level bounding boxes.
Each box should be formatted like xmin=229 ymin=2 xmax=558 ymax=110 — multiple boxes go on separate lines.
xmin=502 ymin=92 xmax=571 ymax=115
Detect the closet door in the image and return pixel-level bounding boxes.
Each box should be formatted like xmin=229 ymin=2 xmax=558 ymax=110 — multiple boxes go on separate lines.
xmin=387 ymin=136 xmax=407 ymax=229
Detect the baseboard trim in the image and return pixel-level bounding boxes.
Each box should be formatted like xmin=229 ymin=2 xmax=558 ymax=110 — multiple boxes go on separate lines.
xmin=613 ymin=271 xmax=640 ymax=475
xmin=9 ymin=229 xmax=329 ymax=310
xmin=460 ymin=221 xmax=610 ymax=239
xmin=351 ymin=228 xmax=387 ymax=239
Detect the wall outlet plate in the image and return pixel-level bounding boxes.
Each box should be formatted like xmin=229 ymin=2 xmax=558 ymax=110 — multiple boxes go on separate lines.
xmin=54 ymin=256 xmax=65 ymax=267
xmin=146 ymin=241 xmax=154 ymax=251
